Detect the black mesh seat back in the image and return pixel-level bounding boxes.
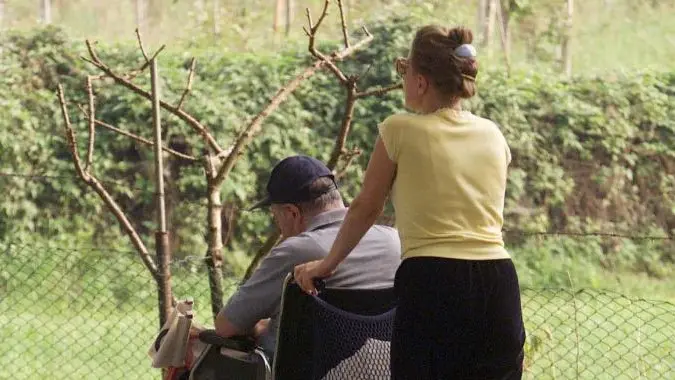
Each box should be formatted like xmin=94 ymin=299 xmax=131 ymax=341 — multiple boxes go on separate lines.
xmin=273 ymin=276 xmax=396 ymax=380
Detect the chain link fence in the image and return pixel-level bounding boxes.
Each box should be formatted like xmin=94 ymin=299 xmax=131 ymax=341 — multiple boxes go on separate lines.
xmin=0 ymin=241 xmax=673 ymax=380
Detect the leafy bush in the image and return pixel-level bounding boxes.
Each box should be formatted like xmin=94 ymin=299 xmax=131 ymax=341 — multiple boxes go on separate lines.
xmin=1 ymin=19 xmax=673 ymax=282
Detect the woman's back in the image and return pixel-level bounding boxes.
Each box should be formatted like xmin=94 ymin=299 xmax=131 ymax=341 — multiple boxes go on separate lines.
xmin=379 ymin=108 xmax=511 ymax=260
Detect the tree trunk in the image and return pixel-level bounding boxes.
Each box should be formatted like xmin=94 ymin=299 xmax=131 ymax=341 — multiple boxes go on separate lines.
xmin=40 ymin=0 xmax=52 ymax=24
xmin=496 ymin=0 xmax=511 ymax=72
xmin=240 ymin=0 xmax=247 ymax=17
xmin=500 ymin=1 xmax=511 ymax=60
xmin=0 ymin=0 xmax=5 ymax=29
xmin=213 ymin=0 xmax=221 ymax=36
xmin=150 ymin=59 xmax=173 ymax=327
xmin=205 ymin=169 xmax=225 ymax=321
xmin=284 ymin=0 xmax=294 ymax=36
xmin=273 ymin=0 xmax=283 ymax=32
xmin=151 ymin=59 xmax=173 ymax=328
xmin=484 ymin=0 xmax=497 ymax=55
xmin=477 ymin=0 xmax=488 ymax=46
xmin=193 ymin=0 xmax=207 ymax=26
xmin=561 ymin=0 xmax=574 ymax=77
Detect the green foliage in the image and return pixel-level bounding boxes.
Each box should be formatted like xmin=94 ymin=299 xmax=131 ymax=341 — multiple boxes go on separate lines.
xmin=1 ymin=19 xmax=674 ymax=285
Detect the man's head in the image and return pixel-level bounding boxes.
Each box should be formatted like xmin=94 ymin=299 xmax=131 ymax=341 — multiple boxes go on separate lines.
xmin=251 ymin=155 xmax=344 ymax=238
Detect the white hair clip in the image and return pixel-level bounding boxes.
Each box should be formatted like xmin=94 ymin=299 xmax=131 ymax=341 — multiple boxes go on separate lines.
xmin=454 ymin=44 xmax=477 ymax=59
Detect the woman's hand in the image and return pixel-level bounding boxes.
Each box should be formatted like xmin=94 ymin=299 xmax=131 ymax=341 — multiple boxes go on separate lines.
xmin=253 ymin=319 xmax=270 ymax=338
xmin=293 ymin=259 xmax=335 ymax=295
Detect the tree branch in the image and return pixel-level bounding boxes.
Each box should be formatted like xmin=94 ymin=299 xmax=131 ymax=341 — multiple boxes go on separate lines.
xmin=335 ymin=147 xmax=361 ymax=180
xmin=240 ymin=1 xmax=376 ymax=282
xmin=132 ymin=45 xmax=166 ymax=77
xmin=241 ymin=229 xmax=282 ymax=283
xmin=177 ymin=57 xmax=196 ymax=110
xmin=57 ymin=84 xmax=159 ymax=280
xmin=82 ymin=40 xmax=222 ymax=154
xmin=356 ymin=82 xmax=403 ymax=98
xmin=135 ymin=28 xmax=149 ymax=62
xmin=327 ymin=80 xmax=357 ymax=169
xmin=85 ymin=76 xmax=95 ymax=171
xmin=305 ymin=0 xmax=330 ymax=35
xmin=213 ymin=29 xmax=375 ymax=189
xmin=337 ymin=0 xmax=350 ymax=48
xmin=77 ymin=105 xmax=197 ymax=162
xmin=213 ymin=62 xmax=320 ymax=187
xmin=305 ymin=1 xmax=354 ymax=84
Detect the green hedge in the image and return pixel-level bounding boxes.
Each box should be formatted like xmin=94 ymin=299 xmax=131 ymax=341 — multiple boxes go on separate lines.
xmin=1 ymin=20 xmax=673 ymax=282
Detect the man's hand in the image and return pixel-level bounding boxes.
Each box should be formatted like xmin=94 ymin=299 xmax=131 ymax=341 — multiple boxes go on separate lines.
xmin=189 ymin=325 xmax=204 ymax=339
xmin=293 ymin=259 xmax=335 ymax=295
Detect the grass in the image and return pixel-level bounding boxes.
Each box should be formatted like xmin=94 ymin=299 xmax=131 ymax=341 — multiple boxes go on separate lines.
xmin=0 ymin=289 xmax=672 ymax=380
xmin=1 ymin=242 xmax=674 ymax=380
xmin=521 ymin=289 xmax=675 ymax=379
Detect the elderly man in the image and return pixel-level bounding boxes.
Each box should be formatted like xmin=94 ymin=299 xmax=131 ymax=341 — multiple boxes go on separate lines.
xmin=214 ymin=155 xmax=401 ymax=360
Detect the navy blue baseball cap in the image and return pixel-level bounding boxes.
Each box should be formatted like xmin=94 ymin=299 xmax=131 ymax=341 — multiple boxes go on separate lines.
xmin=250 ymin=155 xmax=337 ymax=210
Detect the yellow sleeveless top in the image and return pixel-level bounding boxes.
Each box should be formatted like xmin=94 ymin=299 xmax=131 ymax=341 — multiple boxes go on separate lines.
xmin=378 ymin=109 xmax=511 ymax=261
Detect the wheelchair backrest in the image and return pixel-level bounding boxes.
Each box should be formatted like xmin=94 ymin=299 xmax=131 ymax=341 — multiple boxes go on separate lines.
xmin=273 ymin=274 xmax=396 ymax=380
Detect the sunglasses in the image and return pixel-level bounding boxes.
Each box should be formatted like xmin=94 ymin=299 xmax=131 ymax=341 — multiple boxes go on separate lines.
xmin=394 ymin=57 xmax=409 ymax=78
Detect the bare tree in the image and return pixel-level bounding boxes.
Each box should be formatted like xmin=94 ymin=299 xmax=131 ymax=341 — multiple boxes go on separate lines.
xmin=40 ymin=0 xmax=52 ymax=24
xmin=242 ymin=0 xmax=402 ymax=282
xmin=57 ymin=0 xmax=397 ymax=322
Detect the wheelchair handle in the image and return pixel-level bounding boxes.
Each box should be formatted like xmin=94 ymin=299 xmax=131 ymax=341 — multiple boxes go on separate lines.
xmin=313 ymin=278 xmax=326 ymax=293
xmin=198 ymin=329 xmax=257 ymax=352
xmin=289 ymin=274 xmax=326 ymax=293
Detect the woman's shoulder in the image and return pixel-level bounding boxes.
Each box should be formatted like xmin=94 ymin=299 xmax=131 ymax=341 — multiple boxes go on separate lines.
xmin=381 ymin=112 xmax=423 ymax=126
xmin=380 ymin=112 xmax=436 ymax=133
xmin=467 ymin=113 xmax=506 ymax=133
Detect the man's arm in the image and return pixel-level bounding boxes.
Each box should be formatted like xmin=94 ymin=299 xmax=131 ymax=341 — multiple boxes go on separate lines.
xmin=214 ymin=312 xmax=269 ymax=338
xmin=214 ymin=238 xmax=316 ymax=338
xmin=214 ymin=312 xmax=249 ymax=337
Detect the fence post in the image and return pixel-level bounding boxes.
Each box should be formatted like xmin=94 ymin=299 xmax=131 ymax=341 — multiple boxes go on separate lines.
xmin=151 ymin=58 xmax=172 ymax=328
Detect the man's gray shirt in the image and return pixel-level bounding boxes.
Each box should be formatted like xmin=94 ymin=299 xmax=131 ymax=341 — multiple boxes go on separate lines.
xmin=222 ymin=208 xmax=401 ymax=357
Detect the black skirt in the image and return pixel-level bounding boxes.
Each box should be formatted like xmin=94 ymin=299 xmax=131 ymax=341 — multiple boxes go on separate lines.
xmin=391 ymin=257 xmax=526 ymax=380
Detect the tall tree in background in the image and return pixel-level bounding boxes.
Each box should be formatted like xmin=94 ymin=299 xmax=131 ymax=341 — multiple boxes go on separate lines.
xmin=478 ymin=0 xmax=512 ymax=71
xmin=134 ymin=0 xmax=147 ymax=33
xmin=498 ymin=1 xmax=511 ymax=60
xmin=561 ymin=0 xmax=573 ymax=76
xmin=0 ymin=0 xmax=5 ymax=28
xmin=484 ymin=0 xmax=497 ymax=55
xmin=193 ymin=0 xmax=207 ymax=29
xmin=213 ymin=0 xmax=221 ymax=35
xmin=273 ymin=0 xmax=283 ymax=32
xmin=40 ymin=0 xmax=52 ymax=24
xmin=477 ymin=0 xmax=488 ymax=45
xmin=285 ymin=0 xmax=294 ymax=36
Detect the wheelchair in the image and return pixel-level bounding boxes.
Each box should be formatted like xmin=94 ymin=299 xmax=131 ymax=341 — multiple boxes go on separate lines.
xmin=188 ymin=274 xmax=396 ymax=380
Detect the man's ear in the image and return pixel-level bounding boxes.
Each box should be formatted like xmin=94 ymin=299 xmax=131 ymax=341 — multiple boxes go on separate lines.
xmin=284 ymin=204 xmax=301 ymax=219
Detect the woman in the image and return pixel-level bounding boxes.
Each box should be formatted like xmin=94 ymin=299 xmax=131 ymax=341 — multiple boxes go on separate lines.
xmin=294 ymin=25 xmax=525 ymax=379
